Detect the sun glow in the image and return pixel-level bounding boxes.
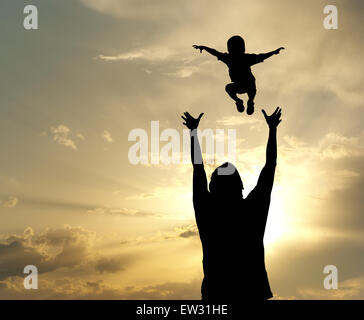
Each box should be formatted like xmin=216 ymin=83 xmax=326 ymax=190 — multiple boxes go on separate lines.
xmin=264 ymin=187 xmax=287 ymax=246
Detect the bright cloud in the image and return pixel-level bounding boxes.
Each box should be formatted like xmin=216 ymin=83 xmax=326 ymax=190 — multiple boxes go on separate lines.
xmin=50 ymin=125 xmax=77 ymax=150
xmin=102 ymin=130 xmax=113 ymax=143
xmin=0 ymin=196 xmax=18 ymax=208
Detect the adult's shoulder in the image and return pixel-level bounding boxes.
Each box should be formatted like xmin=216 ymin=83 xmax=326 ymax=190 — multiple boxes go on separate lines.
xmin=193 ymin=189 xmax=211 ymax=205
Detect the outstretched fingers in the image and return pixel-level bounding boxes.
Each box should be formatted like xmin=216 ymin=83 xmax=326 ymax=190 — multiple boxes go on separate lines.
xmin=274 ymin=108 xmax=282 ymax=120
xmin=261 ymin=109 xmax=268 ymax=120
xmin=276 ymin=108 xmax=283 ymax=126
xmin=182 ymin=112 xmax=204 ymax=126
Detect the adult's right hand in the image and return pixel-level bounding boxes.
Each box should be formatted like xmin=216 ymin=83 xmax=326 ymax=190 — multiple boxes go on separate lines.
xmin=262 ymin=107 xmax=282 ymax=128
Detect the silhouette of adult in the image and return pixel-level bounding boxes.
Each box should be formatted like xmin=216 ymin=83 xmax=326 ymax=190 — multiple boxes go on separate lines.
xmin=182 ymin=107 xmax=282 ymax=301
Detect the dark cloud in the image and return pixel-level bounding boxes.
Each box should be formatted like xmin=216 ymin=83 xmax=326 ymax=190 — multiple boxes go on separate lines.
xmin=176 ymin=224 xmax=199 ymax=238
xmin=0 ymin=226 xmax=95 ymax=281
xmin=94 ymin=256 xmax=129 ymax=274
xmin=0 ymin=226 xmax=133 ymax=282
xmin=179 ymin=230 xmax=198 ymax=238
xmin=268 ymin=234 xmax=364 ymax=299
xmin=0 ymin=277 xmax=124 ymax=300
xmin=120 ymin=224 xmax=199 ymax=245
xmin=0 ymin=243 xmax=43 ymax=281
xmin=0 ymin=276 xmax=202 ymax=300
xmin=308 ymin=152 xmax=364 ymax=232
xmin=122 ymin=278 xmax=201 ymax=299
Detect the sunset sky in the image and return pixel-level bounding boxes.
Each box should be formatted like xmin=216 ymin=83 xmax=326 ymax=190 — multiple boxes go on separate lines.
xmin=1 ymin=0 xmax=364 ymax=299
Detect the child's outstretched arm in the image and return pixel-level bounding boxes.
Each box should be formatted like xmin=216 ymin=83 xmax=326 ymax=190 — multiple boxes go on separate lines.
xmin=258 ymin=47 xmax=285 ymax=61
xmin=192 ymin=45 xmax=222 ymax=58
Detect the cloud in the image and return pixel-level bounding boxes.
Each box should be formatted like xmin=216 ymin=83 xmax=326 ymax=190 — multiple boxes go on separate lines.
xmin=50 ymin=125 xmax=77 ymax=150
xmin=119 ymin=223 xmax=198 ymax=246
xmin=77 ymin=133 xmax=85 ymax=140
xmin=166 ymin=66 xmax=200 ymax=79
xmin=313 ymin=160 xmax=364 ymax=232
xmin=102 ymin=130 xmax=113 ymax=143
xmin=216 ymin=116 xmax=263 ymax=132
xmin=266 ymin=227 xmax=364 ymax=300
xmin=126 ymin=192 xmax=158 ymax=200
xmin=80 ymin=0 xmax=209 ymax=20
xmin=95 ymin=257 xmax=124 ymax=273
xmin=97 ymin=46 xmax=211 ymax=80
xmin=94 ymin=256 xmax=129 ymax=274
xmin=0 ymin=276 xmax=201 ymax=300
xmin=86 ymin=206 xmax=156 ymax=217
xmin=126 ymin=183 xmax=192 ymax=202
xmin=164 ymin=224 xmax=199 ymax=240
xmin=0 ymin=225 xmax=97 ymax=281
xmin=98 ymin=52 xmax=144 ymax=61
xmin=299 ymin=277 xmax=364 ymax=300
xmin=319 ymin=132 xmax=364 ymax=160
xmin=97 ymin=48 xmax=174 ymax=62
xmin=0 ymin=223 xmax=198 ymax=299
xmin=121 ymin=278 xmax=201 ymax=299
xmin=216 ymin=116 xmax=261 ymax=127
xmin=0 ymin=277 xmax=124 ymax=299
xmin=0 ymin=196 xmax=18 ymax=208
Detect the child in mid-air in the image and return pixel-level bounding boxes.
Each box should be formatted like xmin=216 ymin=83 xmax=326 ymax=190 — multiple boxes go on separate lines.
xmin=193 ymin=35 xmax=284 ymax=115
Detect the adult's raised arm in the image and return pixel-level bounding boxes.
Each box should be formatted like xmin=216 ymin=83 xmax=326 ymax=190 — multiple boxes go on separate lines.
xmin=182 ymin=112 xmax=208 ymax=196
xmin=262 ymin=107 xmax=282 ymax=167
xmin=254 ymin=107 xmax=282 ymax=194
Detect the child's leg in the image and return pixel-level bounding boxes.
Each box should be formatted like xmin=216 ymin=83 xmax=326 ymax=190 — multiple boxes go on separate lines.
xmin=225 ymin=83 xmax=241 ymax=102
xmin=225 ymin=83 xmax=244 ymax=113
xmin=246 ymin=82 xmax=257 ymax=115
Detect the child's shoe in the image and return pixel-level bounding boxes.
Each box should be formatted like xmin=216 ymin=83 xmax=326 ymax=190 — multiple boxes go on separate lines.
xmin=247 ymin=100 xmax=255 ymax=115
xmin=235 ymin=99 xmax=245 ymax=113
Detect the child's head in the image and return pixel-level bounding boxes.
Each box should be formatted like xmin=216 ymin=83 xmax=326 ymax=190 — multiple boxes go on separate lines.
xmin=227 ymin=35 xmax=245 ymax=54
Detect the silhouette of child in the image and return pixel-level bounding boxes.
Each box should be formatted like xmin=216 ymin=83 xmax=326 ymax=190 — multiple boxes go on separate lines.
xmin=193 ymin=36 xmax=284 ymax=115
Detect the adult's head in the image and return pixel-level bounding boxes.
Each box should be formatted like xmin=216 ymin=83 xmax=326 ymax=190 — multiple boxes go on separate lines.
xmin=227 ymin=35 xmax=245 ymax=54
xmin=209 ymin=162 xmax=244 ymax=199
